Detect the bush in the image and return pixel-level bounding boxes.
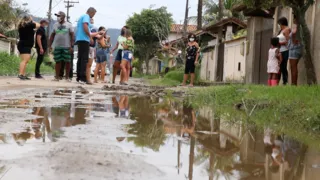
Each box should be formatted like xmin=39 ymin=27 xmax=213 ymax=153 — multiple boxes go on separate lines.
xmin=164 ymin=69 xmax=184 ymax=82
xmin=0 ymin=52 xmax=54 ymax=76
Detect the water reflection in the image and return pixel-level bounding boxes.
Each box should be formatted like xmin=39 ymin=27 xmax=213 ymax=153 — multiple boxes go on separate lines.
xmin=121 ymin=96 xmax=320 ymax=180
xmin=2 ymin=91 xmax=320 ymax=179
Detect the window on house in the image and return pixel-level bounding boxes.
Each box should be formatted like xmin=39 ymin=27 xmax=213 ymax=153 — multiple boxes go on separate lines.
xmin=238 ymin=62 xmax=241 ymax=71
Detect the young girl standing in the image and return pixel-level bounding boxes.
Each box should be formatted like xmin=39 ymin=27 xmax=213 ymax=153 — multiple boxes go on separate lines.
xmin=94 ymin=26 xmax=110 ymax=83
xmin=268 ymin=37 xmax=282 ymax=86
xmin=120 ymin=29 xmax=134 ymax=85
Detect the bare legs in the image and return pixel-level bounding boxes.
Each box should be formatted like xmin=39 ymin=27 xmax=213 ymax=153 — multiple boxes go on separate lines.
xmin=94 ymin=63 xmax=101 ymax=83
xmin=100 ymin=61 xmax=107 ymax=83
xmin=55 ymin=61 xmax=70 ymax=81
xmin=290 ymin=59 xmax=299 ymax=86
xmin=126 ymin=63 xmax=130 ymax=82
xmin=86 ymin=58 xmax=93 ymax=83
xmin=19 ymin=54 xmax=31 ymax=76
xmin=190 ymin=73 xmax=195 ymax=86
xmin=120 ymin=60 xmax=128 ymax=84
xmin=55 ymin=62 xmax=62 ymax=80
xmin=181 ymin=73 xmax=195 ymax=86
xmin=113 ymin=61 xmax=120 ymax=83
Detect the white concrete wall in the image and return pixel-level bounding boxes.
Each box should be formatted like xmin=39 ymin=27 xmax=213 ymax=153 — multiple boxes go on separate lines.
xmin=223 ymin=38 xmax=246 ymax=82
xmin=200 ymin=49 xmax=216 ymax=81
xmin=0 ymin=39 xmax=10 ymax=54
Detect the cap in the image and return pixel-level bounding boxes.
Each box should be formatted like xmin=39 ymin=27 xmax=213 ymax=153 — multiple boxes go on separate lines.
xmin=40 ymin=19 xmax=49 ymax=24
xmin=54 ymin=11 xmax=66 ymax=17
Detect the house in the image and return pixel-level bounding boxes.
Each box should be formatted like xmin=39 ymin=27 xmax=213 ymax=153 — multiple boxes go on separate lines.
xmin=203 ymin=17 xmax=247 ymax=82
xmin=168 ymin=24 xmax=197 ymax=42
xmin=232 ymin=5 xmax=276 ymax=84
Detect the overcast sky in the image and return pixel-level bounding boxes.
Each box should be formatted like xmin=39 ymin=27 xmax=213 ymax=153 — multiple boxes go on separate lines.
xmin=18 ymin=0 xmax=197 ymax=29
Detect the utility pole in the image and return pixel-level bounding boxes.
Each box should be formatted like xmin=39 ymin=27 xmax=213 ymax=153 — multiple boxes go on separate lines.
xmin=64 ymin=0 xmax=79 ymax=22
xmin=182 ymin=0 xmax=189 ymax=37
xmin=46 ymin=0 xmax=53 ymax=54
xmin=197 ymin=0 xmax=203 ymax=30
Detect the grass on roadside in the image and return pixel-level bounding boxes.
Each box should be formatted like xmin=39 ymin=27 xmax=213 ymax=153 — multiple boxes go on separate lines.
xmin=186 ymin=85 xmax=320 ymax=149
xmin=0 ymin=52 xmax=54 ymax=76
xmin=146 ymin=67 xmax=202 ymax=87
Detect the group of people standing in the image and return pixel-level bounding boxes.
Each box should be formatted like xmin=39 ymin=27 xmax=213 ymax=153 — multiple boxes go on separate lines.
xmin=267 ymin=15 xmax=302 ymax=86
xmin=17 ymin=7 xmax=135 ymax=85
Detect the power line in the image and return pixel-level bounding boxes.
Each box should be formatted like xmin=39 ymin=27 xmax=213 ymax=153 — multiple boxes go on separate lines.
xmin=52 ymin=0 xmax=63 ymax=10
xmin=31 ymin=0 xmax=49 ymax=15
xmin=64 ymin=1 xmax=79 ymax=22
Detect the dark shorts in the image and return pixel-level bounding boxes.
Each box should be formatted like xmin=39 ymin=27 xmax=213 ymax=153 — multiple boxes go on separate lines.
xmin=53 ymin=47 xmax=71 ymax=62
xmin=115 ymin=49 xmax=123 ymax=62
xmin=185 ymin=57 xmax=196 ymax=74
xmin=17 ymin=44 xmax=32 ymax=54
xmin=122 ymin=50 xmax=133 ymax=62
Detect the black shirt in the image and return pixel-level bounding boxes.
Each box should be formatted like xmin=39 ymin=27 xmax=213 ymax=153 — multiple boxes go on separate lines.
xmin=35 ymin=26 xmax=47 ymax=49
xmin=18 ymin=22 xmax=36 ymax=47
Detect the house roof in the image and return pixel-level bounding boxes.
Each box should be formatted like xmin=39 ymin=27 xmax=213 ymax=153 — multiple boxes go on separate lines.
xmin=170 ymin=24 xmax=197 ymax=33
xmin=204 ymin=17 xmax=247 ymax=32
xmin=0 ymin=34 xmax=7 ymax=39
xmin=168 ymin=30 xmax=215 ymax=45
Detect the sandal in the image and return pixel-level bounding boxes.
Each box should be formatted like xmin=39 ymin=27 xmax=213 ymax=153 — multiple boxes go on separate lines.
xmin=188 ymin=84 xmax=194 ymax=87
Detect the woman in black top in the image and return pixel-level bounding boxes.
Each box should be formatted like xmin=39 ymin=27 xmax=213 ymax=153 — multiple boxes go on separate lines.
xmin=17 ymin=15 xmax=40 ymax=80
xmin=181 ymin=33 xmax=200 ymax=87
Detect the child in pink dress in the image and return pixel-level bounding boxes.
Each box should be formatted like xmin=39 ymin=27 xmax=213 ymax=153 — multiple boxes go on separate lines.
xmin=268 ymin=37 xmax=283 ymax=86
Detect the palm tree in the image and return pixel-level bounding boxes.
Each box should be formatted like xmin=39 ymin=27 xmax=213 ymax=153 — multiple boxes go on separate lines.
xmin=189 ymin=0 xmax=244 ymax=26
xmin=197 ymin=0 xmax=203 ymax=30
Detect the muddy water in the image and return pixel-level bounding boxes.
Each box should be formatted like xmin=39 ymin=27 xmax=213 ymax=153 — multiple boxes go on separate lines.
xmin=0 ymin=89 xmax=320 ymax=180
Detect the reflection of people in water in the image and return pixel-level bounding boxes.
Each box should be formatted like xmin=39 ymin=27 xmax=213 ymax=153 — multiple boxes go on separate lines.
xmin=112 ymin=96 xmax=120 ymax=116
xmin=264 ymin=128 xmax=302 ymax=176
xmin=118 ymin=95 xmax=130 ymax=118
xmin=12 ymin=130 xmax=34 ymax=146
xmin=31 ymin=107 xmax=45 ymax=140
xmin=182 ymin=105 xmax=196 ymax=138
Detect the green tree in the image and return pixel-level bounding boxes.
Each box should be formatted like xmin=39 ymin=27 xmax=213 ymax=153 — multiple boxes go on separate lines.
xmin=126 ymin=7 xmax=173 ymax=74
xmin=0 ymin=1 xmax=28 ymax=38
xmin=242 ymin=0 xmax=317 ymax=84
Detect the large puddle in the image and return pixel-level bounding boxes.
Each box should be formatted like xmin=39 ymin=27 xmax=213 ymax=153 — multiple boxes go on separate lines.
xmin=0 ymin=89 xmax=320 ymax=180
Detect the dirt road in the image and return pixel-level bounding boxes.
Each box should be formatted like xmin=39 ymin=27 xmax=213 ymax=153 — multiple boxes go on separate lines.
xmin=0 ymin=77 xmax=178 ymax=180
